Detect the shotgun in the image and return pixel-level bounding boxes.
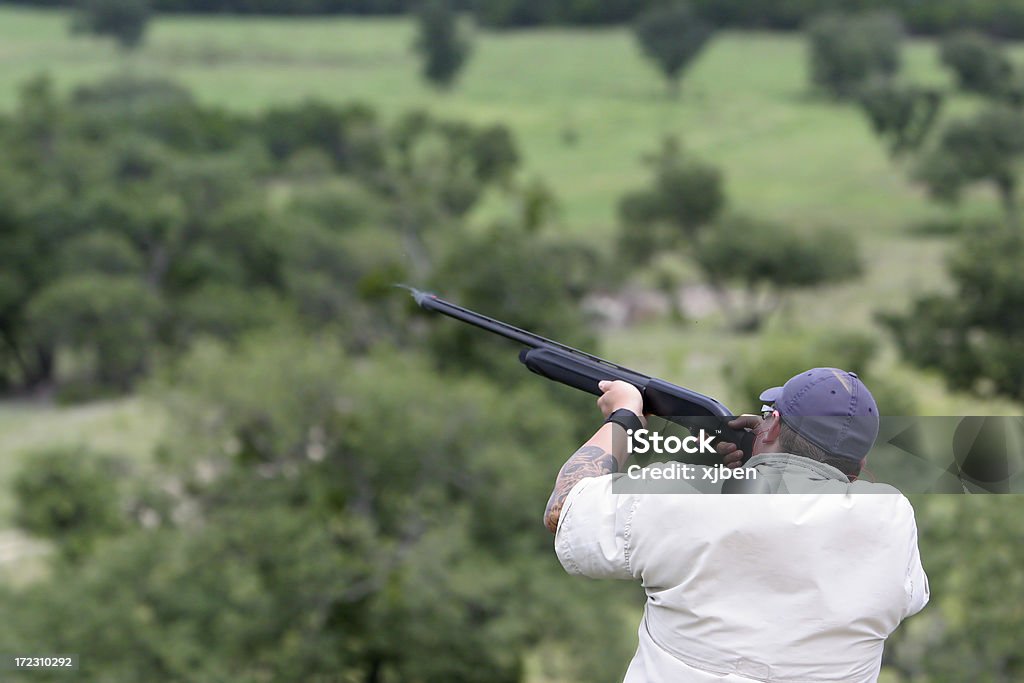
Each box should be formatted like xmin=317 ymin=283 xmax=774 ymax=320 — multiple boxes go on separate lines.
xmin=403 ymin=286 xmax=755 ymax=460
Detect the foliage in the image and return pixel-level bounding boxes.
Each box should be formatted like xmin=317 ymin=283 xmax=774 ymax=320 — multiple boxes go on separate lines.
xmin=414 ymin=0 xmax=473 ymax=90
xmin=259 ymin=100 xmax=383 ymax=172
xmin=893 ymin=495 xmax=1024 ymax=681
xmin=693 ymin=215 xmax=862 ymax=332
xmin=857 ymin=79 xmax=943 ymax=158
xmin=29 ymin=274 xmax=161 ymax=393
xmin=0 ymin=75 xmax=521 ymax=395
xmin=0 ymin=334 xmax=635 ymax=683
xmin=724 ymin=328 xmax=916 ymax=416
xmin=884 ymin=221 xmax=1024 ymax=401
xmin=914 ymin=105 xmax=1024 ymax=222
xmin=425 ymin=218 xmax=600 ymax=407
xmin=71 ymin=0 xmax=152 ymax=50
xmin=12 ymin=0 xmax=1024 ymax=40
xmin=387 ymin=112 xmax=519 ymax=216
xmin=617 ymin=136 xmax=724 ymax=265
xmin=632 ymin=2 xmax=714 ymax=97
xmin=474 ymin=0 xmax=651 ymax=27
xmin=13 ymin=447 xmax=127 ymax=561
xmin=939 ymin=31 xmax=1015 ymax=98
xmin=806 ymin=11 xmax=904 ymax=99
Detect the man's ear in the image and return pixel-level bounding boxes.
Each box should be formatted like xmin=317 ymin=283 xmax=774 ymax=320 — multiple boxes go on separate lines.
xmin=762 ymin=417 xmax=783 ymax=445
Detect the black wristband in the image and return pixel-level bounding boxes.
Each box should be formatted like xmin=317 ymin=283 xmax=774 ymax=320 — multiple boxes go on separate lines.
xmin=604 ymin=408 xmax=644 ymax=433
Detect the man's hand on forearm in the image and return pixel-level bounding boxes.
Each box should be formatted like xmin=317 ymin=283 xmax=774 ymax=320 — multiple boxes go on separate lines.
xmin=543 ymin=381 xmax=644 ymax=534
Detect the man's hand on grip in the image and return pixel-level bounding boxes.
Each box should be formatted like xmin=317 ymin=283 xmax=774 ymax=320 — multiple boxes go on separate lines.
xmin=597 ymin=380 xmax=644 ymax=421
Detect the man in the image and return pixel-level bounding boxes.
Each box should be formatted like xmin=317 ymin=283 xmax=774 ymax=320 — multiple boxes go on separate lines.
xmin=544 ymin=368 xmax=929 ymax=683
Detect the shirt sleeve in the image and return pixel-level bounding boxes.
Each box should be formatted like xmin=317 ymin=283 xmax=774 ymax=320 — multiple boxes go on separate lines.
xmin=900 ymin=498 xmax=930 ymax=619
xmin=553 ymin=474 xmax=639 ymax=581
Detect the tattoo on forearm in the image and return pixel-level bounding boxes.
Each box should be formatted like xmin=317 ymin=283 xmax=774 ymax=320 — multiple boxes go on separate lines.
xmin=543 ymin=445 xmax=618 ymax=534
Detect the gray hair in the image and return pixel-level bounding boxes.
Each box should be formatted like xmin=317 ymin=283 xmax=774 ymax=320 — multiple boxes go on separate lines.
xmin=776 ymin=422 xmax=862 ymax=479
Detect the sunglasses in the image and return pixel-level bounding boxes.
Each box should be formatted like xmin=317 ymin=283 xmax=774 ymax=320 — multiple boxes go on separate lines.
xmin=760 ymin=405 xmax=778 ymax=421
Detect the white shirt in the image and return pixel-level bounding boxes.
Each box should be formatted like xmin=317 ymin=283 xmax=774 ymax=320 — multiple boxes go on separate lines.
xmin=554 ymin=453 xmax=929 ymax=683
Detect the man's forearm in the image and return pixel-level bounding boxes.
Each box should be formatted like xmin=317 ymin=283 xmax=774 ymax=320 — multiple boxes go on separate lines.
xmin=543 ymin=423 xmax=629 ymax=534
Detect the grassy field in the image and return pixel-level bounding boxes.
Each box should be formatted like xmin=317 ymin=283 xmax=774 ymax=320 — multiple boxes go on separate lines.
xmin=0 ymin=6 xmax=993 ymax=235
xmin=0 ymin=6 xmax=1018 ymax=501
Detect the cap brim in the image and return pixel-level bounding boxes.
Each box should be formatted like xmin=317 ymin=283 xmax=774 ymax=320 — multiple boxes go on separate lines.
xmin=759 ymin=386 xmax=783 ymax=403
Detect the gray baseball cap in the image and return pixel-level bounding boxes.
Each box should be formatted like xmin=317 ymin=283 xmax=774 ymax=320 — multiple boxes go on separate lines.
xmin=759 ymin=367 xmax=879 ymax=461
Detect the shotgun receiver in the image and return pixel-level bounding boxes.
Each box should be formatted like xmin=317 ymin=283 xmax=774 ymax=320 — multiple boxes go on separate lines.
xmin=404 ymin=287 xmax=755 ymax=460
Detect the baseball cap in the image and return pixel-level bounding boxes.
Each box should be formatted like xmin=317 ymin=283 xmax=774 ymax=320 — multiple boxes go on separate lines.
xmin=758 ymin=367 xmax=879 ymax=461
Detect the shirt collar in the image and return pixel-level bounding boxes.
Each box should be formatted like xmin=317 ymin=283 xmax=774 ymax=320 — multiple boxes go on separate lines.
xmin=745 ymin=452 xmax=851 ymax=483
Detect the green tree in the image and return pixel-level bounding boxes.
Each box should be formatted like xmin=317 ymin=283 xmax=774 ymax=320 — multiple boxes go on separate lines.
xmin=0 ymin=334 xmax=634 ymax=683
xmin=414 ymin=0 xmax=472 ymax=90
xmin=13 ymin=447 xmax=127 ymax=561
xmin=617 ymin=136 xmax=724 ymax=264
xmin=633 ymin=1 xmax=714 ymax=97
xmin=724 ymin=329 xmax=916 ymax=415
xmin=0 ymin=74 xmax=532 ymax=395
xmin=692 ymin=215 xmax=862 ymax=332
xmin=858 ymin=79 xmax=943 ymax=158
xmin=72 ymin=0 xmax=153 ymax=50
xmin=615 ymin=137 xmax=724 ymax=321
xmin=428 ymin=219 xmax=599 ymax=393
xmin=0 ymin=78 xmax=69 ymax=390
xmin=889 ymin=496 xmax=1024 ymax=681
xmin=914 ymin=105 xmax=1024 ymax=225
xmin=28 ymin=274 xmax=161 ymax=395
xmin=884 ymin=221 xmax=1024 ymax=401
xmin=806 ymin=11 xmax=904 ymax=99
xmin=939 ymin=31 xmax=1015 ymax=98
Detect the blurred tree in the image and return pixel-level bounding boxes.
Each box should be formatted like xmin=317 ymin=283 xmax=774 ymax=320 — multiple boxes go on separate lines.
xmin=71 ymin=0 xmax=153 ymax=50
xmin=883 ymin=221 xmax=1024 ymax=401
xmin=632 ymin=1 xmax=714 ymax=98
xmin=616 ymin=136 xmax=724 ymax=320
xmin=0 ymin=334 xmax=635 ymax=683
xmin=858 ymin=79 xmax=943 ymax=158
xmin=472 ymin=0 xmax=555 ymax=27
xmin=891 ymin=495 xmax=1024 ymax=681
xmin=516 ymin=176 xmax=559 ymax=232
xmin=0 ymin=173 xmax=53 ymax=389
xmin=414 ymin=0 xmax=473 ymax=90
xmin=428 ymin=219 xmax=599 ymax=389
xmin=692 ymin=215 xmax=862 ymax=332
xmin=28 ymin=274 xmax=161 ymax=395
xmin=806 ymin=11 xmax=904 ymax=99
xmin=13 ymin=447 xmax=127 ymax=561
xmin=914 ymin=105 xmax=1024 ymax=225
xmin=259 ymin=100 xmax=383 ymax=172
xmin=0 ymin=77 xmax=69 ymax=389
xmin=18 ymin=0 xmax=1024 ymax=38
xmin=614 ymin=137 xmax=720 ymax=321
xmin=939 ymin=31 xmax=1015 ymax=99
xmin=724 ymin=328 xmax=916 ymax=415
xmin=382 ymin=112 xmax=520 ymax=278
xmin=0 ymin=75 xmax=528 ymax=395
xmin=617 ymin=136 xmax=724 ymax=262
